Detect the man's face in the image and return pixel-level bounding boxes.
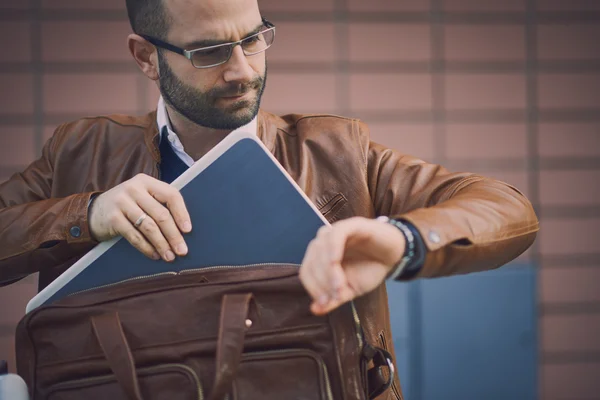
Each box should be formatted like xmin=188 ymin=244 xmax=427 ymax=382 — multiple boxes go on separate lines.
xmin=158 ymin=0 xmax=267 ymax=130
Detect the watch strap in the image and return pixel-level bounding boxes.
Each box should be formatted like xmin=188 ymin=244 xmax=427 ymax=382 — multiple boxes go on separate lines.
xmin=376 ymin=216 xmax=426 ymax=281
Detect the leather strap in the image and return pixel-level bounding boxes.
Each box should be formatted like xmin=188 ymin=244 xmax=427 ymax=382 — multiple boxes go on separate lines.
xmin=91 ymin=312 xmax=142 ymax=400
xmin=208 ymin=293 xmax=254 ymax=400
xmin=363 ymin=343 xmax=394 ymax=399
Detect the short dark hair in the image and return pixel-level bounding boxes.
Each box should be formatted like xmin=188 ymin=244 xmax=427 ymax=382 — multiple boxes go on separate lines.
xmin=125 ymin=0 xmax=171 ymax=39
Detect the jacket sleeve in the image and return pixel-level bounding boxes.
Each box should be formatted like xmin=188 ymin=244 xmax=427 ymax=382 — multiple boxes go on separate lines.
xmin=0 ymin=124 xmax=98 ymax=286
xmin=360 ymin=120 xmax=539 ymax=279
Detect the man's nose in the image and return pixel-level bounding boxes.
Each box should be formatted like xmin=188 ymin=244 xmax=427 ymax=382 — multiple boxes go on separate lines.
xmin=222 ymin=45 xmax=255 ymax=84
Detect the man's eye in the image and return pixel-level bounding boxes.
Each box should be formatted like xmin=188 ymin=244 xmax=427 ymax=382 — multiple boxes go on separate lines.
xmin=243 ymin=35 xmax=261 ymax=44
xmin=200 ymin=48 xmax=221 ymax=56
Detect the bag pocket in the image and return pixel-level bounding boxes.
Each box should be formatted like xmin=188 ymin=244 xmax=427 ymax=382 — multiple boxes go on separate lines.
xmin=233 ymin=348 xmax=334 ymax=400
xmin=44 ymin=363 xmax=202 ymax=400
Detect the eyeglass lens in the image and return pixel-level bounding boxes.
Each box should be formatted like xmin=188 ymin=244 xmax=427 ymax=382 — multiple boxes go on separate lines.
xmin=191 ymin=28 xmax=275 ymax=67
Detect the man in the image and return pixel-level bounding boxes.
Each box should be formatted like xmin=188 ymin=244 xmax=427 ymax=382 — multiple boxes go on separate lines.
xmin=0 ymin=0 xmax=539 ymax=397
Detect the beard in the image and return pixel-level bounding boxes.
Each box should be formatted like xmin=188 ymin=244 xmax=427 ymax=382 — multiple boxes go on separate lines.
xmin=157 ymin=51 xmax=267 ymax=130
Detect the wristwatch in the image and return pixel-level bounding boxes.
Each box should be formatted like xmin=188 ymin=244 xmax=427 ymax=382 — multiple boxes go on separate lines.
xmin=376 ymin=216 xmax=425 ymax=281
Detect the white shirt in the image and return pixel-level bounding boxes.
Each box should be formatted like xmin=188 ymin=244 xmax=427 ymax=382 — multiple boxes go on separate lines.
xmin=156 ymin=96 xmax=258 ymax=167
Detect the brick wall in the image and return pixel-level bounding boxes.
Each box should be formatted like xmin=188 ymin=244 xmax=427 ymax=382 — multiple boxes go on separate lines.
xmin=0 ymin=1 xmax=599 ymax=398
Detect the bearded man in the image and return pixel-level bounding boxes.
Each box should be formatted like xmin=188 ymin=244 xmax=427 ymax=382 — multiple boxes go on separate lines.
xmin=0 ymin=0 xmax=539 ymax=398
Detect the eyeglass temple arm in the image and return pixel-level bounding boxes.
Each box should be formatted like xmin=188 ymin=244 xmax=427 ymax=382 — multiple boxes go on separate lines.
xmin=140 ymin=35 xmax=186 ymax=56
xmin=141 ymin=18 xmax=272 ymax=56
xmin=261 ymin=17 xmax=274 ymax=28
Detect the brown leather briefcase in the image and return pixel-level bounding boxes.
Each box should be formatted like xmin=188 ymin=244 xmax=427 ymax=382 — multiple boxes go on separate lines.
xmin=15 ymin=263 xmax=394 ymax=399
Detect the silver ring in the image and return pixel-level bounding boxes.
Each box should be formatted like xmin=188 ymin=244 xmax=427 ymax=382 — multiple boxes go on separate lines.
xmin=134 ymin=213 xmax=148 ymax=228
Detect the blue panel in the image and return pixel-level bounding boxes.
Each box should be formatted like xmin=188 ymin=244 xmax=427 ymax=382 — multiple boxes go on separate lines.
xmin=42 ymin=138 xmax=326 ymax=306
xmin=419 ymin=266 xmax=537 ymax=400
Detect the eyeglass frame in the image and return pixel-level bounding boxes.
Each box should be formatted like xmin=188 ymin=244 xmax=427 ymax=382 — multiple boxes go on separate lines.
xmin=141 ymin=18 xmax=276 ymax=69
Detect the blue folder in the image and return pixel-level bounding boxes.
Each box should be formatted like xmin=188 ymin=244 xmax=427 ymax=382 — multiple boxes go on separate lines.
xmin=27 ymin=131 xmax=328 ymax=312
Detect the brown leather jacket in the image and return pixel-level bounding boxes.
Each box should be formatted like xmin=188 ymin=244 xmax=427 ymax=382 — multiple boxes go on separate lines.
xmin=0 ymin=109 xmax=539 ymax=399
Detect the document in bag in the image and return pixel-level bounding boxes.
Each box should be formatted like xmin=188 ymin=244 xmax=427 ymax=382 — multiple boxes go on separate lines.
xmin=26 ymin=130 xmax=328 ymax=313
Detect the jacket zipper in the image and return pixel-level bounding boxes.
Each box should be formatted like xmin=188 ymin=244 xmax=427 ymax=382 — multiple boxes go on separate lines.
xmin=351 ymin=303 xmax=364 ymax=348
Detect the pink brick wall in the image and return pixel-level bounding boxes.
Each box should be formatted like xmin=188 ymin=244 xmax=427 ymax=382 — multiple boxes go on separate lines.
xmin=1 ymin=1 xmax=599 ymax=398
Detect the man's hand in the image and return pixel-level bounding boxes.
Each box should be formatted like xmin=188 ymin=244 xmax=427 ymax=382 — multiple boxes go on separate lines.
xmin=89 ymin=174 xmax=192 ymax=262
xmin=299 ymin=217 xmax=406 ymax=315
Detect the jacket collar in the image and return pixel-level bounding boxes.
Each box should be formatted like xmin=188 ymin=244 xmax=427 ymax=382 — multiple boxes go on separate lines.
xmin=143 ymin=109 xmax=274 ymax=163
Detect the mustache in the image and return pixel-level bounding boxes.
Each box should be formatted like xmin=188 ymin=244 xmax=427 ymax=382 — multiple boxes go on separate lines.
xmin=210 ymin=76 xmax=263 ymax=98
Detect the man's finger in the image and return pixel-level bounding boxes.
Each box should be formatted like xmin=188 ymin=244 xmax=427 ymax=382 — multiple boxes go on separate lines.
xmin=144 ymin=179 xmax=192 ymax=234
xmin=114 ymin=213 xmax=160 ymax=260
xmin=135 ymin=192 xmax=188 ymax=257
xmin=123 ymin=201 xmax=174 ymax=262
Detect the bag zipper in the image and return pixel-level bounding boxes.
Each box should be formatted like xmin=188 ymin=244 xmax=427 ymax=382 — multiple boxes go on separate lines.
xmin=66 ymin=263 xmax=297 ymax=298
xmin=67 ymin=271 xmax=178 ymax=298
xmin=65 ymin=263 xmax=365 ymax=360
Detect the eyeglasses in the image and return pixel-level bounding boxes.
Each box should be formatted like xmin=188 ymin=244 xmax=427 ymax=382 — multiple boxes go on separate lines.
xmin=142 ymin=18 xmax=276 ymax=69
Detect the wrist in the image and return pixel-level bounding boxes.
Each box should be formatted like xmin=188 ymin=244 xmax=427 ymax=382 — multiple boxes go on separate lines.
xmin=377 ymin=219 xmax=406 ymax=270
xmin=377 ymin=216 xmax=415 ymax=280
xmin=376 ymin=216 xmax=425 ymax=281
xmin=87 ymin=192 xmax=101 ymax=242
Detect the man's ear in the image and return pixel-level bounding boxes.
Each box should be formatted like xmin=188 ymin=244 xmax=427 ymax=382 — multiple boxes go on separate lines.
xmin=128 ymin=33 xmax=159 ymax=81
